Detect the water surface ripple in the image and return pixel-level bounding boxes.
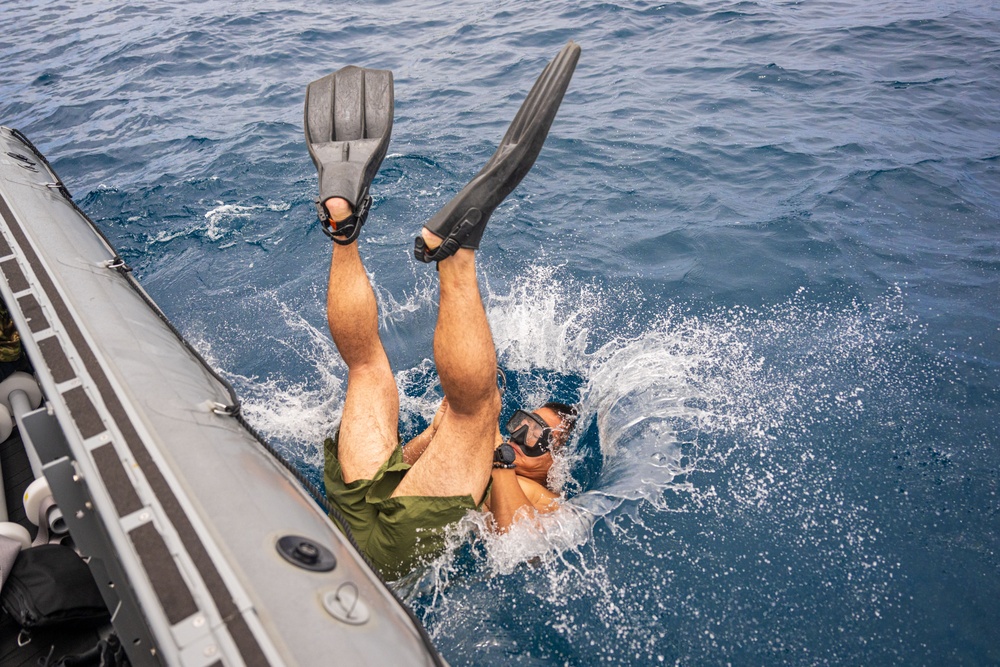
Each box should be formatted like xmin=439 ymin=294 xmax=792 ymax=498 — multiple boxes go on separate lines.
xmin=2 ymin=1 xmax=998 ymax=664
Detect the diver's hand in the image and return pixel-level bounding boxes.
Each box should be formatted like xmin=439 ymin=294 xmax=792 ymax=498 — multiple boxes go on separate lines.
xmin=431 ymin=397 xmax=449 ymax=433
xmin=402 ymin=398 xmax=448 ymax=466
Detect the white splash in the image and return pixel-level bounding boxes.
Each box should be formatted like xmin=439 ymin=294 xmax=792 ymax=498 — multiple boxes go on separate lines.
xmin=236 ymin=303 xmax=346 ymax=452
xmin=485 ymin=264 xmax=600 ymax=375
xmin=205 ymin=264 xmax=912 ymax=602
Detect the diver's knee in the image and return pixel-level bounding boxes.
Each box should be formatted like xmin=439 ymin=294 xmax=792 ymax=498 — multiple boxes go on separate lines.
xmin=346 ymin=360 xmax=395 ymax=390
xmin=484 ymin=388 xmax=502 ymax=419
xmin=472 ymin=387 xmax=502 ymax=421
xmin=446 ymin=385 xmax=500 ymax=421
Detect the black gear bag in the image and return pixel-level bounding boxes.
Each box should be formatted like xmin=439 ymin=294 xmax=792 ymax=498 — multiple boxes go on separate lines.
xmin=0 ymin=544 xmax=109 ymax=629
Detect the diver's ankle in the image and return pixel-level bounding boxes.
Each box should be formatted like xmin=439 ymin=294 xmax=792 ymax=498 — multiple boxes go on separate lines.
xmin=438 ymin=247 xmax=476 ymax=270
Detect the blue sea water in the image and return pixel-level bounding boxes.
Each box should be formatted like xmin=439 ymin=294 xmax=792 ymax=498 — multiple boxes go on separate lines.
xmin=2 ymin=0 xmax=998 ymax=664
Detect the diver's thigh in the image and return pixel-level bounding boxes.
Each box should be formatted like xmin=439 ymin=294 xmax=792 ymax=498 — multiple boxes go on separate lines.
xmin=391 ymin=408 xmax=496 ymax=500
xmin=338 ymin=365 xmax=399 ymax=483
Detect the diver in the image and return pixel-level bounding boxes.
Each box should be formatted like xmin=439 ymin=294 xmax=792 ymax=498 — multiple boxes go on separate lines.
xmin=305 ymin=42 xmax=581 ymax=579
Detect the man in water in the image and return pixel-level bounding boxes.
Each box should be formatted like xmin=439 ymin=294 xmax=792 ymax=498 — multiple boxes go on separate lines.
xmin=308 ymin=43 xmax=582 ymax=578
xmin=320 ymin=197 xmax=578 ymax=580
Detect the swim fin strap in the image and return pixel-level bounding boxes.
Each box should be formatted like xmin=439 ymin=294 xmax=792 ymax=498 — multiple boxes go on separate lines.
xmin=415 ymin=41 xmax=581 ymax=262
xmin=305 ymin=66 xmax=394 ymax=244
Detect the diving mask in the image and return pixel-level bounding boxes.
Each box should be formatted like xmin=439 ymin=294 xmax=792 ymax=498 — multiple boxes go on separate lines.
xmin=505 ymin=409 xmax=553 ymax=457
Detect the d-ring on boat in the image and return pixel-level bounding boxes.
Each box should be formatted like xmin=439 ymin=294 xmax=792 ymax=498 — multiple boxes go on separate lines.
xmin=0 ymin=126 xmax=444 ymax=666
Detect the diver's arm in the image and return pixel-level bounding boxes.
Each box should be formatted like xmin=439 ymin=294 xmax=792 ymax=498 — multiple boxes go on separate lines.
xmin=488 ymin=470 xmax=560 ymax=532
xmin=402 ymin=398 xmax=448 ymax=465
xmin=488 ymin=468 xmax=532 ymax=532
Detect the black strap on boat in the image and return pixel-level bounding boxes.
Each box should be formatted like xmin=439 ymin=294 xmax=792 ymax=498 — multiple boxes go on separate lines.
xmin=9 ymin=128 xmax=446 ymax=667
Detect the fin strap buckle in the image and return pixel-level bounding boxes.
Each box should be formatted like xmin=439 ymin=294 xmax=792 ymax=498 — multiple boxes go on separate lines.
xmin=413 ymin=236 xmax=462 ymax=263
xmin=317 ymin=193 xmax=372 ymax=245
xmin=412 ymin=210 xmax=481 ymax=263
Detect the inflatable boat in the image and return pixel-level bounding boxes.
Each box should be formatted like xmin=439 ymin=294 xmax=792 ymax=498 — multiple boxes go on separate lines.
xmin=0 ymin=126 xmax=443 ymax=666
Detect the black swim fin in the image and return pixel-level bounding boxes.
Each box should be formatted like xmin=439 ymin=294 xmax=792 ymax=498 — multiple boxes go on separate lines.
xmin=414 ymin=41 xmax=581 ymax=262
xmin=305 ymin=66 xmax=394 ymax=244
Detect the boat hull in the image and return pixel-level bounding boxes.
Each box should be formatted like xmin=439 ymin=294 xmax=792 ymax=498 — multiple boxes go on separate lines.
xmin=0 ymin=127 xmax=437 ymax=667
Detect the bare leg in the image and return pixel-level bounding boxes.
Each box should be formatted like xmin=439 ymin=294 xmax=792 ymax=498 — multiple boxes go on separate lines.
xmin=325 ymin=198 xmax=399 ymax=483
xmin=392 ymin=239 xmax=500 ymax=500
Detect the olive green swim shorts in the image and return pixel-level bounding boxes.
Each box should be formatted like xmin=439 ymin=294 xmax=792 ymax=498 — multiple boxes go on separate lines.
xmin=323 ymin=431 xmax=483 ymax=580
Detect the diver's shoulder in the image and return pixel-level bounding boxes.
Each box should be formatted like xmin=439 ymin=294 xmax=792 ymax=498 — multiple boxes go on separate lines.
xmin=515 ymin=474 xmax=560 ymax=510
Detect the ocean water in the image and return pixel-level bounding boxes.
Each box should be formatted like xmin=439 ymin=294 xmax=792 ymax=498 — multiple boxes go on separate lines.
xmin=2 ymin=1 xmax=998 ymax=664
